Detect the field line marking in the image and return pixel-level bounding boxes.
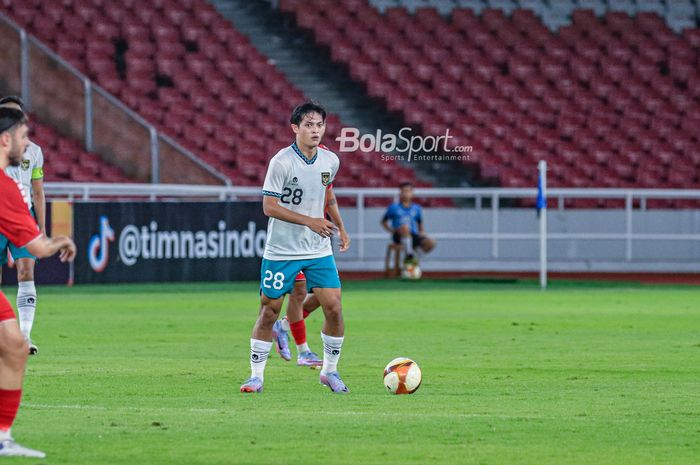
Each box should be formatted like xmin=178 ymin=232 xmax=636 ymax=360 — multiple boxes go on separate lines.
xmin=22 ymin=403 xmax=544 ymax=419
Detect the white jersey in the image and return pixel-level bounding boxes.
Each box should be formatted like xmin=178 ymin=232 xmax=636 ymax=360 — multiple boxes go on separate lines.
xmin=4 ymin=141 xmax=43 ymax=208
xmin=262 ymin=143 xmax=340 ymax=260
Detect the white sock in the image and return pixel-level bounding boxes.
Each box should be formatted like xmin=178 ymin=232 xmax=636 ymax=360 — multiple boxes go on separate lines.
xmin=0 ymin=429 xmax=10 ymax=441
xmin=250 ymin=338 xmax=272 ymax=381
xmin=321 ymin=332 xmax=344 ymax=375
xmin=17 ymin=281 xmax=36 ymax=341
xmin=401 ymin=235 xmax=414 ymax=256
xmin=280 ymin=317 xmax=290 ymax=332
xmin=297 ymin=342 xmax=310 ymax=353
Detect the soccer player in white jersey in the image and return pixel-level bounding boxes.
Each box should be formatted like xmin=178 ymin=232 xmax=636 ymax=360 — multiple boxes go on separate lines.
xmin=0 ymin=96 xmax=45 ymax=355
xmin=240 ymin=102 xmax=351 ymax=394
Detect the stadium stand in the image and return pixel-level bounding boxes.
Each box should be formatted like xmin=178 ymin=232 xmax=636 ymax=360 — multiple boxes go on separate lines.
xmin=4 ymin=0 xmax=699 ymax=208
xmin=278 ymin=0 xmax=700 ymax=207
xmin=1 ymin=0 xmax=425 ymax=198
xmin=29 ymin=117 xmax=133 ymax=183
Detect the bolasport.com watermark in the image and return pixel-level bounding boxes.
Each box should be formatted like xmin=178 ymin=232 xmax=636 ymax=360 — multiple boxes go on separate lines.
xmin=335 ymin=127 xmax=472 ymax=162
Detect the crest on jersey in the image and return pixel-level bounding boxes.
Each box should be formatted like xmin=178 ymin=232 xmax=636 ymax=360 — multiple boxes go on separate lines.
xmin=21 ymin=159 xmax=30 ymax=171
xmin=321 ymin=172 xmax=331 ymax=186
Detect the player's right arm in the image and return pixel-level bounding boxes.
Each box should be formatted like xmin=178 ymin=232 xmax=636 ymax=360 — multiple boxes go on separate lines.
xmin=0 ymin=178 xmax=76 ymax=262
xmin=381 ymin=205 xmax=395 ymax=233
xmin=25 ymin=235 xmax=76 ymax=262
xmin=262 ymin=196 xmax=336 ymax=238
xmin=262 ymin=156 xmax=335 ymax=238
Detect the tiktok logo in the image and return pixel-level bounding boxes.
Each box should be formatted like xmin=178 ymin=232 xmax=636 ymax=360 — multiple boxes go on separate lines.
xmin=88 ymin=216 xmax=115 ymax=272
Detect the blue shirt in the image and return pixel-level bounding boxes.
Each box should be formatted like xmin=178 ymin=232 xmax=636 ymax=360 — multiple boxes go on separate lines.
xmin=383 ymin=202 xmax=422 ymax=234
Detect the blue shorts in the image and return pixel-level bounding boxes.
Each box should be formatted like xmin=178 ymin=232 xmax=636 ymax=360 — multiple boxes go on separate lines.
xmin=260 ymin=255 xmax=341 ymax=299
xmin=0 ymin=234 xmax=37 ymax=265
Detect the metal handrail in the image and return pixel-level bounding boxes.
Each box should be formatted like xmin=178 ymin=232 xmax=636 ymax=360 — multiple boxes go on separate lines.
xmin=0 ymin=12 xmax=230 ymax=186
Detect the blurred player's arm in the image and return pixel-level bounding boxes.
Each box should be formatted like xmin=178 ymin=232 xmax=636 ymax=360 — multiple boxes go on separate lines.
xmin=325 ymin=186 xmax=350 ymax=252
xmin=262 ymin=195 xmax=336 ymax=238
xmin=381 ymin=206 xmax=394 ymax=233
xmin=31 ymin=177 xmax=46 ymax=236
xmin=24 ymin=235 xmax=75 ymax=262
xmin=416 ymin=206 xmax=427 ymax=237
xmin=1 ymin=176 xmax=76 ymax=262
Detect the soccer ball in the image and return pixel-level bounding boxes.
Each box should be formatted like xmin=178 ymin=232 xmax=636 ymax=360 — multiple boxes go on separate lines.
xmin=401 ymin=263 xmax=422 ymax=280
xmin=383 ymin=358 xmax=422 ymax=394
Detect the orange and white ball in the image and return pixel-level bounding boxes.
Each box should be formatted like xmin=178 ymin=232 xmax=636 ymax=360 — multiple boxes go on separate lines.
xmin=383 ymin=358 xmax=422 ymax=394
xmin=401 ymin=263 xmax=422 ymax=280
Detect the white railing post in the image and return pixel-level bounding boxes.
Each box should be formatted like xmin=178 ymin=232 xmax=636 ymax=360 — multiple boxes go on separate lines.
xmin=491 ymin=193 xmax=499 ymax=258
xmin=625 ymin=193 xmax=633 ymax=261
xmin=84 ymin=79 xmax=93 ymax=151
xmin=150 ymin=126 xmax=159 ymax=184
xmin=20 ymin=29 xmax=29 ymax=107
xmin=357 ymin=192 xmax=365 ymax=260
xmin=538 ymin=160 xmax=548 ymax=290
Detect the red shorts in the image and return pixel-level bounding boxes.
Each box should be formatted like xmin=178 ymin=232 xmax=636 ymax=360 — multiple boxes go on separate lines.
xmin=295 ymin=272 xmax=306 ymax=281
xmin=0 ymin=292 xmax=15 ymax=322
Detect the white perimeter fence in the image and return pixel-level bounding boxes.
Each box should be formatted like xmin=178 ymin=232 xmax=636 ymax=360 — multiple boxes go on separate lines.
xmin=46 ymin=183 xmax=700 ymax=275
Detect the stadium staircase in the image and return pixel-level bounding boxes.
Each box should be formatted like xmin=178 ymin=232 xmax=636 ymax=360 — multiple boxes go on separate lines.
xmin=210 ymin=0 xmax=477 ymax=189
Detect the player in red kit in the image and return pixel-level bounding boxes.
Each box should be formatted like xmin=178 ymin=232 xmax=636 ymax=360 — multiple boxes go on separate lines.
xmin=0 ymin=108 xmax=76 ymax=458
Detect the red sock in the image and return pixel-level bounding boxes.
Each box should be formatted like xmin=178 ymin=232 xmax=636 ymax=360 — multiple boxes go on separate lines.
xmin=0 ymin=389 xmax=22 ymax=432
xmin=302 ymin=310 xmax=310 ymax=319
xmin=290 ymin=319 xmax=307 ymax=346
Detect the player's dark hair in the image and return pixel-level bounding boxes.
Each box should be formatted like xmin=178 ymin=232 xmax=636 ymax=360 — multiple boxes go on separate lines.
xmin=0 ymin=107 xmax=27 ymax=134
xmin=0 ymin=95 xmax=25 ymax=109
xmin=399 ymin=182 xmax=414 ymax=189
xmin=290 ymin=101 xmax=326 ymax=125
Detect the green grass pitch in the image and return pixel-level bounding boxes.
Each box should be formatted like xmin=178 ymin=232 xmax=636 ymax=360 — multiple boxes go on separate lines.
xmin=2 ymin=279 xmax=699 ymax=464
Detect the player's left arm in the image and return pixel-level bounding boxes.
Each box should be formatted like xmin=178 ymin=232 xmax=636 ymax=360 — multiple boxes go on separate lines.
xmin=31 ymin=146 xmax=46 ymax=235
xmin=31 ymin=177 xmax=46 ymax=236
xmin=414 ymin=205 xmax=435 ymax=252
xmin=416 ymin=206 xmax=426 ymax=236
xmin=325 ymin=185 xmax=350 ymax=252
